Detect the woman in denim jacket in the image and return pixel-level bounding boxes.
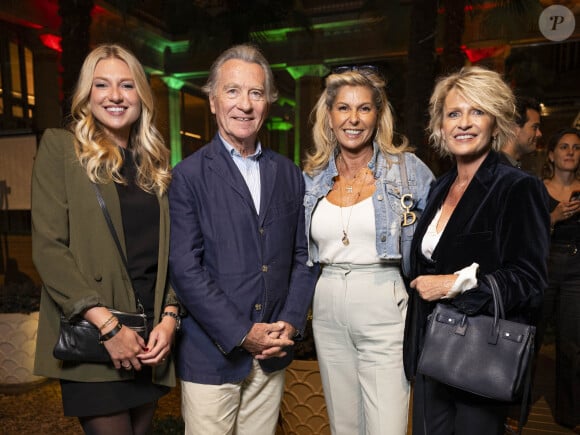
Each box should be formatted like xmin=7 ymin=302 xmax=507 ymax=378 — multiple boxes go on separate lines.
xmin=303 ymin=66 xmax=434 ymax=435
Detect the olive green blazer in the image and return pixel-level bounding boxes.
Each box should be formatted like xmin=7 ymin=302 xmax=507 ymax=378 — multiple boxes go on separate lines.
xmin=32 ymin=128 xmax=177 ymax=386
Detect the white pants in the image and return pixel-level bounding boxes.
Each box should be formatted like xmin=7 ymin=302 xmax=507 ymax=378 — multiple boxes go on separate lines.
xmin=181 ymin=359 xmax=285 ymax=435
xmin=313 ymin=264 xmax=410 ymax=435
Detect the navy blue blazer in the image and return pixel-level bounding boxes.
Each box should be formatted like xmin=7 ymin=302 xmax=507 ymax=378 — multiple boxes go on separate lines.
xmin=403 ymin=150 xmax=550 ymax=379
xmin=169 ymin=135 xmax=318 ymax=385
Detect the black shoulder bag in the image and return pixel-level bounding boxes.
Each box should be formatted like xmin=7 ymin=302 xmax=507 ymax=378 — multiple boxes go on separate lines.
xmin=53 ymin=184 xmax=149 ymax=363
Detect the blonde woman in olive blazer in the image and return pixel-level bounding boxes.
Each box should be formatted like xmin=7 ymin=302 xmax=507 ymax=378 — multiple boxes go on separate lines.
xmin=32 ymin=129 xmax=177 ymax=384
xmin=31 ymin=44 xmax=178 ymax=434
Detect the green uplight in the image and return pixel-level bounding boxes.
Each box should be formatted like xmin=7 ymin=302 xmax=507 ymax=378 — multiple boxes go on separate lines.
xmin=278 ymin=97 xmax=296 ymax=108
xmin=251 ymin=18 xmax=381 ymax=43
xmin=162 ymin=77 xmax=185 ymax=91
xmin=286 ymin=64 xmax=329 ymax=80
xmin=267 ymin=117 xmax=293 ymax=131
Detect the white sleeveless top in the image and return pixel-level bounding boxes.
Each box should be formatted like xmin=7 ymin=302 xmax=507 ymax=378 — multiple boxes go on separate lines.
xmin=311 ymin=196 xmax=380 ymax=264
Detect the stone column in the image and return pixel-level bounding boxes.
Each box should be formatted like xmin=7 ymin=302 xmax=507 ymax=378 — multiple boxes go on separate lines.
xmin=158 ymin=76 xmax=184 ymax=166
xmin=286 ymin=65 xmax=329 ymax=166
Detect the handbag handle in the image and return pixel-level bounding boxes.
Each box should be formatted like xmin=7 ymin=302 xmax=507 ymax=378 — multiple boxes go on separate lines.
xmin=485 ymin=273 xmax=534 ymax=435
xmin=487 ymin=274 xmax=506 ymax=319
xmin=92 ymin=182 xmax=144 ymax=312
xmin=486 ymin=274 xmax=507 ymax=345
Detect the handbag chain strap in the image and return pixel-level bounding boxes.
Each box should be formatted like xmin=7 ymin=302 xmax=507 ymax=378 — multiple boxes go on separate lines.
xmin=399 ymin=154 xmax=417 ymax=228
xmin=92 ymin=183 xmax=144 ymax=313
xmin=487 ymin=274 xmax=534 ymax=435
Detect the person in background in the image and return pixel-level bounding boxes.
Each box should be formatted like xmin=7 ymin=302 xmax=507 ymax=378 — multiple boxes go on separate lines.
xmin=32 ymin=44 xmax=179 ymax=435
xmin=303 ymin=65 xmax=434 ymax=435
xmin=500 ymin=95 xmax=543 ymax=168
xmin=540 ymin=127 xmax=580 ymax=432
xmin=403 ymin=66 xmax=549 ymax=435
xmin=169 ymin=44 xmax=318 ymax=435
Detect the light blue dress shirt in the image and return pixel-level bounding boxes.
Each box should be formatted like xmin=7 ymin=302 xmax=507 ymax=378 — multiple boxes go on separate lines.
xmin=220 ymin=134 xmax=262 ymax=214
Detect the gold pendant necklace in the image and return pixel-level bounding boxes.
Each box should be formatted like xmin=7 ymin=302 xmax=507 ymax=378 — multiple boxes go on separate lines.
xmin=339 ymin=170 xmax=369 ymax=246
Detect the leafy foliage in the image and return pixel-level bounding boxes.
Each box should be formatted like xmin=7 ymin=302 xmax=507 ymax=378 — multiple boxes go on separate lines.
xmin=0 ymin=281 xmax=41 ymax=314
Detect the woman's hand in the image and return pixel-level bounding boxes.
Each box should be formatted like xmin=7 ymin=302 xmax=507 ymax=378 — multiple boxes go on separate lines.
xmin=552 ymin=200 xmax=580 ymax=224
xmin=137 ymin=316 xmax=176 ymax=366
xmin=410 ymin=274 xmax=458 ymax=301
xmin=102 ymin=325 xmax=147 ymax=371
xmin=83 ymin=306 xmax=146 ymax=370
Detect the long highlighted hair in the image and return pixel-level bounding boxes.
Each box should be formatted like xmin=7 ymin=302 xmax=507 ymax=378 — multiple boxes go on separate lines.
xmin=304 ymin=68 xmax=407 ymax=177
xmin=69 ymin=44 xmax=171 ymax=195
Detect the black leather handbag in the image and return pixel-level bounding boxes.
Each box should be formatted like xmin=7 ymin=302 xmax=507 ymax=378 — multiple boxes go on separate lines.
xmin=417 ymin=275 xmax=535 ymax=403
xmin=53 ymin=183 xmax=150 ymax=363
xmin=53 ymin=309 xmax=148 ymax=362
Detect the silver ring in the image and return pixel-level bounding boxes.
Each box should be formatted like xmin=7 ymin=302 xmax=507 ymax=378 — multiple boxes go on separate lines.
xmin=122 ymin=362 xmax=131 ymax=368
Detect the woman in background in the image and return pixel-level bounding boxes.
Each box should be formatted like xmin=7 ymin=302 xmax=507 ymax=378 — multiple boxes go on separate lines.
xmin=541 ymin=127 xmax=580 ymax=432
xmin=303 ymin=65 xmax=434 ymax=435
xmin=32 ymin=44 xmax=179 ymax=434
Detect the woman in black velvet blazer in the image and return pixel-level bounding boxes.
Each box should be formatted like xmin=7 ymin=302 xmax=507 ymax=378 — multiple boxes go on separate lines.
xmin=403 ymin=66 xmax=550 ymax=435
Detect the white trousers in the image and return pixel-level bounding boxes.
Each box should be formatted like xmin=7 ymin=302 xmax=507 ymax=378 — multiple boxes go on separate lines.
xmin=313 ymin=264 xmax=410 ymax=435
xmin=181 ymin=359 xmax=285 ymax=435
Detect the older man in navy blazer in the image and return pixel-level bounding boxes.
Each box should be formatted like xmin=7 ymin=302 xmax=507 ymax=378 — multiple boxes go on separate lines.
xmin=169 ymin=44 xmax=318 ymax=435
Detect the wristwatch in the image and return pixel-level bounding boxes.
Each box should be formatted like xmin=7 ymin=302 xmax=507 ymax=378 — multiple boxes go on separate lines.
xmin=161 ymin=311 xmax=181 ymax=331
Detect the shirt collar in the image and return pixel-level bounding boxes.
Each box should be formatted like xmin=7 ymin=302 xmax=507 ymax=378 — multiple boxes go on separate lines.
xmin=219 ymin=133 xmax=262 ymax=160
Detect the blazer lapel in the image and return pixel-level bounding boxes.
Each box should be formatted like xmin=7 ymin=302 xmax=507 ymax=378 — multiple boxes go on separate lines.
xmin=206 ymin=139 xmax=257 ymax=214
xmin=154 ymin=192 xmax=169 ymax=316
xmin=258 ymin=150 xmax=277 ymax=225
xmin=432 ymin=152 xmax=497 ymax=260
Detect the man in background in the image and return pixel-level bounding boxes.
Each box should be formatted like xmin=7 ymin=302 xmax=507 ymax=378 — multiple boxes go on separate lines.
xmin=500 ymin=96 xmax=543 ymax=168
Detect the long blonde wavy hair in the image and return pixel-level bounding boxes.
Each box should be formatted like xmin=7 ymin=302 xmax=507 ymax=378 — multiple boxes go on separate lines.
xmin=69 ymin=44 xmax=171 ymax=195
xmin=303 ymin=68 xmax=408 ymax=177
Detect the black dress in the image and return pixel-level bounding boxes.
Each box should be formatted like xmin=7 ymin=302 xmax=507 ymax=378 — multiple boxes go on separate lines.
xmin=61 ymin=150 xmax=169 ymax=417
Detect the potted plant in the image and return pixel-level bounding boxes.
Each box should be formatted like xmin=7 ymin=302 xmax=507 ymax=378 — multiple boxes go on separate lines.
xmin=0 ymin=278 xmax=45 ymax=390
xmin=277 ymin=309 xmax=330 ymax=435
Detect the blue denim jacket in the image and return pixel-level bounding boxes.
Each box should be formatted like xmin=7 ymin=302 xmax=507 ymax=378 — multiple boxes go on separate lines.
xmin=304 ymin=143 xmax=434 ymax=267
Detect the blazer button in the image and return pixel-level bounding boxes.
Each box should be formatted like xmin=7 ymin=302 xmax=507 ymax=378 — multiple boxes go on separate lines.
xmin=94 ymin=275 xmax=102 ymax=282
xmin=259 ymin=227 xmax=265 ymax=235
xmin=254 ymin=304 xmax=262 ymax=311
xmin=261 ymin=265 xmax=269 ymax=272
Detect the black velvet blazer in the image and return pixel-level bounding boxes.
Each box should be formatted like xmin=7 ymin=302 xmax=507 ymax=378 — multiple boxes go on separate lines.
xmin=403 ymin=150 xmax=550 ymax=379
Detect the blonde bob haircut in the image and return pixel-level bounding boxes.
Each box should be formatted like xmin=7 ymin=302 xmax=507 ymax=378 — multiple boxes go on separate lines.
xmin=304 ymin=68 xmax=407 ymax=177
xmin=428 ymin=66 xmax=516 ymax=158
xmin=202 ymin=43 xmax=278 ymax=104
xmin=69 ymin=43 xmax=171 ymax=195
